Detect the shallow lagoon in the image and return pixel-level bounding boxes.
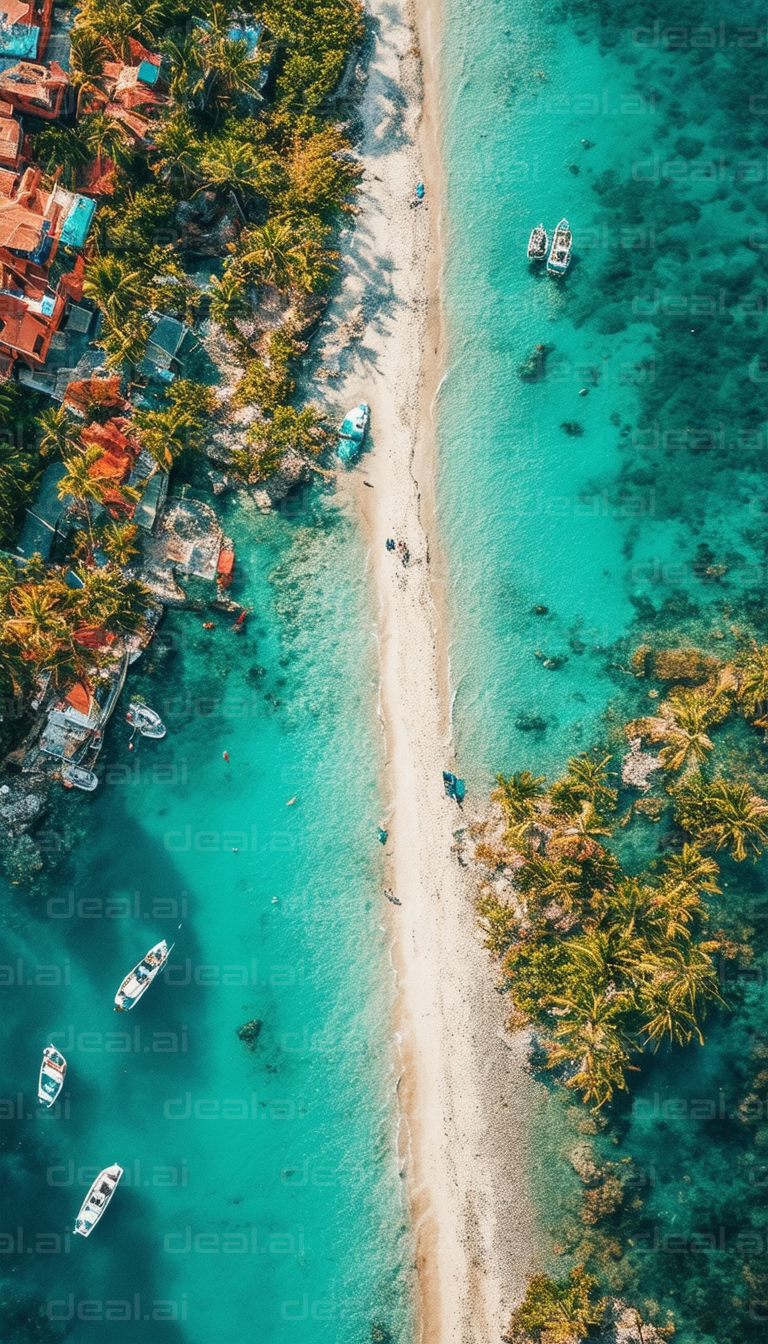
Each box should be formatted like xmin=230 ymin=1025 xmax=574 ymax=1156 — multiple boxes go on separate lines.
xmin=0 ymin=491 xmax=411 ymax=1342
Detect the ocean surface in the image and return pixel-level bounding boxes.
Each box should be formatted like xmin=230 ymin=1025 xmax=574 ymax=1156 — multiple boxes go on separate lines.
xmin=438 ymin=1 xmax=767 ymax=1340
xmin=3 ymin=2 xmax=768 ymax=1341
xmin=0 ymin=489 xmax=411 ymax=1342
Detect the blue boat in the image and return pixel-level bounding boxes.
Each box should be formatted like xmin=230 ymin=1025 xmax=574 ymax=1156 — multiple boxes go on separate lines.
xmin=337 ymin=403 xmax=369 ymax=462
xmin=442 ymin=771 xmax=466 ymax=803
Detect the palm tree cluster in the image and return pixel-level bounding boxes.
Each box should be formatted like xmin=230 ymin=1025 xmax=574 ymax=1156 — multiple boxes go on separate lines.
xmin=41 ymin=0 xmax=363 ymax=418
xmin=0 ymin=557 xmax=149 ymax=702
xmin=0 ymin=385 xmax=48 ymax=548
xmin=478 ymin=744 xmax=765 ymax=1107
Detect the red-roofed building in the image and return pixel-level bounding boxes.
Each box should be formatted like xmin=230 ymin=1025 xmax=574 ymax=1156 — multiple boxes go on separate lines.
xmin=0 ymin=247 xmax=84 ymax=375
xmin=0 ymin=0 xmax=54 ymax=60
xmin=63 ymin=374 xmax=128 ymax=419
xmin=0 ymin=101 xmax=25 ymax=170
xmin=0 ymin=59 xmax=69 ymax=120
xmin=0 ymin=246 xmax=65 ymax=370
xmin=80 ymin=417 xmax=141 ymax=517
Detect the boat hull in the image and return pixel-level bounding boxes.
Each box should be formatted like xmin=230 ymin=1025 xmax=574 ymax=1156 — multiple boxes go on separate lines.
xmin=114 ymin=940 xmax=174 ymax=1011
xmin=74 ymin=1164 xmax=123 ymax=1237
xmin=38 ymin=1046 xmax=66 ymax=1108
xmin=337 ymin=403 xmax=369 ymax=462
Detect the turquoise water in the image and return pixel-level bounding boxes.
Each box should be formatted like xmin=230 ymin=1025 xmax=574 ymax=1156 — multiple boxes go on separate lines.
xmin=438 ymin=2 xmax=768 ymax=1339
xmin=1 ymin=490 xmax=411 ymax=1342
xmin=439 ymin=0 xmax=767 ymax=784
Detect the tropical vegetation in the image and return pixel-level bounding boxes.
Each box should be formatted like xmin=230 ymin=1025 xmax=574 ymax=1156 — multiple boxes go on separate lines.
xmin=480 ymin=643 xmax=768 ymax=1342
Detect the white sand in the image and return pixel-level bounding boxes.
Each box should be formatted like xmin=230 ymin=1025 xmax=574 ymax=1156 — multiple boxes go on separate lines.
xmin=315 ymin=2 xmax=541 ymax=1338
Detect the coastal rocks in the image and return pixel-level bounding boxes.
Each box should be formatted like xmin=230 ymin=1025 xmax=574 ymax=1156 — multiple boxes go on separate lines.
xmin=236 ymin=1019 xmax=262 ymax=1050
xmin=251 ymin=450 xmax=311 ymax=511
xmin=534 ymin=650 xmax=568 ymax=670
xmin=621 ymin=737 xmax=661 ymax=790
xmin=0 ymin=787 xmax=43 ymax=835
xmin=515 ymin=713 xmax=546 ymax=732
xmin=653 ymin=646 xmax=717 ymax=683
xmin=517 ymin=342 xmax=554 ymax=382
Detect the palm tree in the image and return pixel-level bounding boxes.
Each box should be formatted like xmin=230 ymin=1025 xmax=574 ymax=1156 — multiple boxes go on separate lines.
xmin=81 ymin=0 xmax=167 ymax=60
xmin=553 ymin=800 xmax=611 ymax=859
xmin=98 ymin=317 xmax=151 ymax=374
xmin=563 ymin=753 xmax=617 ymax=811
xmin=736 ymin=643 xmax=768 ymax=723
xmin=197 ymin=138 xmax=261 ymax=209
xmin=69 ymin=28 xmax=109 ymax=116
xmin=57 ymin=446 xmax=134 ymax=549
xmin=32 ymin=125 xmax=91 ymax=188
xmin=3 ymin=580 xmax=76 ymax=679
xmin=517 ymin=856 xmax=583 ymax=913
xmin=491 ymin=770 xmax=546 ymax=852
xmin=75 ymin=565 xmax=147 ymax=634
xmin=235 ymin=221 xmax=318 ymax=291
xmin=675 ymin=776 xmax=768 ymax=862
xmin=83 ymin=255 xmax=147 ymax=325
xmin=153 ymin=112 xmax=202 ymax=191
xmin=662 ymin=844 xmax=721 ymax=894
xmin=506 ymin=1267 xmax=605 ymax=1344
xmin=100 ymin=520 xmax=139 ymax=566
xmin=80 ymin=113 xmax=132 ymax=176
xmin=546 ymin=986 xmax=635 ymax=1108
xmin=639 ymin=944 xmax=724 ymax=1048
xmin=37 ymin=406 xmax=81 ymax=459
xmin=654 ymin=686 xmax=729 ymax=773
xmin=208 ymin=269 xmax=250 ymax=330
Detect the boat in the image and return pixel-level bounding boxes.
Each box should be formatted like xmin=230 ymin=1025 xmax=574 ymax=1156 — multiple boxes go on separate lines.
xmin=73 ymin=1165 xmax=123 ymax=1237
xmin=114 ymin=940 xmax=174 ymax=1011
xmin=61 ymin=763 xmax=98 ymax=791
xmin=38 ymin=1045 xmax=67 ymax=1108
xmin=547 ymin=218 xmax=572 ymax=275
xmin=126 ymin=703 xmax=166 ymax=740
xmin=527 ymin=223 xmax=548 ymax=261
xmin=337 ymin=403 xmax=369 ymax=462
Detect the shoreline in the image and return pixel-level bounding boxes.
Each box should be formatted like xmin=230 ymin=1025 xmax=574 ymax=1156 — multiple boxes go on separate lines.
xmin=317 ymin=1 xmax=539 ymax=1338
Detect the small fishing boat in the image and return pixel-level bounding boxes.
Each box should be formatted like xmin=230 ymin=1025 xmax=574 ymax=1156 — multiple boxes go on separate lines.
xmin=38 ymin=1045 xmax=67 ymax=1108
xmin=337 ymin=403 xmax=369 ymax=462
xmin=74 ymin=1165 xmax=123 ymax=1238
xmin=547 ymin=218 xmax=572 ymax=275
xmin=61 ymin=763 xmax=98 ymax=792
xmin=114 ymin=940 xmax=174 ymax=1012
xmin=126 ymin=703 xmax=166 ymax=740
xmin=526 ymin=223 xmax=548 ymax=261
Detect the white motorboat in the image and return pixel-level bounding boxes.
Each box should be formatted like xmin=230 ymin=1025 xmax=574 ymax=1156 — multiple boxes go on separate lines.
xmin=547 ymin=218 xmax=572 ymax=275
xmin=38 ymin=1045 xmax=67 ymax=1108
xmin=126 ymin=703 xmax=166 ymax=740
xmin=527 ymin=223 xmax=548 ymax=260
xmin=74 ymin=1164 xmax=123 ymax=1237
xmin=337 ymin=403 xmax=369 ymax=462
xmin=61 ymin=763 xmax=98 ymax=791
xmin=114 ymin=939 xmax=174 ymax=1011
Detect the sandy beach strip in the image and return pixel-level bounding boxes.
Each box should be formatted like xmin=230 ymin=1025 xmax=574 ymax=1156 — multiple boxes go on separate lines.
xmin=315 ymin=1 xmax=540 ymax=1338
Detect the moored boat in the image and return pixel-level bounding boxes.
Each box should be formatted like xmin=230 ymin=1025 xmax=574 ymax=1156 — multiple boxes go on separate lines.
xmin=337 ymin=403 xmax=369 ymax=463
xmin=547 ymin=218 xmax=572 ymax=274
xmin=114 ymin=940 xmax=174 ymax=1011
xmin=74 ymin=1165 xmax=123 ymax=1237
xmin=38 ymin=1045 xmax=67 ymax=1108
xmin=126 ymin=703 xmax=166 ymax=739
xmin=527 ymin=223 xmax=548 ymax=260
xmin=61 ymin=763 xmax=98 ymax=791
